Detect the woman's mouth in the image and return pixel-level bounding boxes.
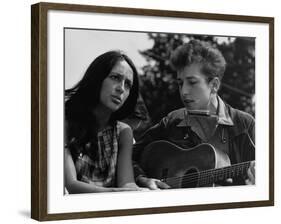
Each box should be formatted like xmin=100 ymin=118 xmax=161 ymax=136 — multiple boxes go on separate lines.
xmin=111 ymin=95 xmax=122 ymax=104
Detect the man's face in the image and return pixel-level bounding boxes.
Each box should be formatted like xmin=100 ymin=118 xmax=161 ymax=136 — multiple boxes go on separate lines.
xmin=177 ymin=63 xmax=213 ymax=110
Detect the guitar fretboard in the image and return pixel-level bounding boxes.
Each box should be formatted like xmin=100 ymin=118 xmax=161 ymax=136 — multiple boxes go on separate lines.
xmin=196 ymin=161 xmax=252 ymax=186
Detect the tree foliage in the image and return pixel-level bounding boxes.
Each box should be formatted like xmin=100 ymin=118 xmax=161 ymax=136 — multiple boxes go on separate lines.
xmin=138 ymin=33 xmax=255 ymax=124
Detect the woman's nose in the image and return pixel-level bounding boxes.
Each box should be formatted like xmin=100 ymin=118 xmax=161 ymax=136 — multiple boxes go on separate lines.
xmin=116 ymin=81 xmax=125 ymax=93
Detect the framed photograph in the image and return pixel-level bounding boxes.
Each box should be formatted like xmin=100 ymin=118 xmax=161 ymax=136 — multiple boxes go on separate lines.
xmin=31 ymin=2 xmax=274 ymax=221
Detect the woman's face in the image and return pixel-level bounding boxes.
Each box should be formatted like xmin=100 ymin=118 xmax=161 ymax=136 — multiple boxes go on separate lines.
xmin=177 ymin=63 xmax=213 ymax=110
xmin=99 ymin=60 xmax=134 ymax=113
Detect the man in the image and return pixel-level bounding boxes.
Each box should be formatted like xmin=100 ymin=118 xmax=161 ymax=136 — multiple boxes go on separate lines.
xmin=133 ymin=40 xmax=255 ymax=190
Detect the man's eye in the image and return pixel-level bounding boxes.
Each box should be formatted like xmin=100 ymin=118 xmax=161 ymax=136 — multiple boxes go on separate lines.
xmin=189 ymin=81 xmax=197 ymax=85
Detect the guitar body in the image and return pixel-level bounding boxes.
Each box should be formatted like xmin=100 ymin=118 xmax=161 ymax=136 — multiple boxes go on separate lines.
xmin=139 ymin=140 xmax=231 ymax=188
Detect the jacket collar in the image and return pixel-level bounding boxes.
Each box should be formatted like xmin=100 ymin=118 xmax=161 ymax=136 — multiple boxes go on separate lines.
xmin=217 ymin=96 xmax=234 ymax=126
xmin=226 ymin=104 xmax=251 ymax=139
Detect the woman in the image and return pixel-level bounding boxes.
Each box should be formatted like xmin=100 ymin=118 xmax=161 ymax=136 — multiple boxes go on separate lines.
xmin=64 ymin=50 xmax=141 ymax=193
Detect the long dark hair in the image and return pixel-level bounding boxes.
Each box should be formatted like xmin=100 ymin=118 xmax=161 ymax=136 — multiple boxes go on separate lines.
xmin=65 ymin=50 xmax=139 ymax=160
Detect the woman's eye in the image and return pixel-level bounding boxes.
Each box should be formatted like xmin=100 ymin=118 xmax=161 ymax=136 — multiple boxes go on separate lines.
xmin=110 ymin=74 xmax=119 ymax=81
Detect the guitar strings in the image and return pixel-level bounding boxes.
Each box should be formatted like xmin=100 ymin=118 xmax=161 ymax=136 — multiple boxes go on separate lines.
xmin=164 ymin=161 xmax=251 ymax=182
xmin=166 ymin=162 xmax=250 ymax=184
xmin=162 ymin=161 xmax=251 ymax=187
xmin=167 ymin=167 xmax=249 ymax=187
xmin=166 ymin=163 xmax=250 ymax=187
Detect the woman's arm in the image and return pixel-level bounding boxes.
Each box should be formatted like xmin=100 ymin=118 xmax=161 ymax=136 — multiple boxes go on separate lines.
xmin=132 ymin=118 xmax=171 ymax=189
xmin=116 ymin=124 xmax=140 ymax=189
xmin=64 ymin=147 xmax=137 ymax=193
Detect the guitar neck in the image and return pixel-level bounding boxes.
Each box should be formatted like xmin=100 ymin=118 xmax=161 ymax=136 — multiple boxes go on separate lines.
xmin=197 ymin=161 xmax=252 ymax=186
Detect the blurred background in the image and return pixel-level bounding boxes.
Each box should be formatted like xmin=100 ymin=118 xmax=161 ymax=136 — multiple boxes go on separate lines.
xmin=65 ymin=29 xmax=255 ymax=140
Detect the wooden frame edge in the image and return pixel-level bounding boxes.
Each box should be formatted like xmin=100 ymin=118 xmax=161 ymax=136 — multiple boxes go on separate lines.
xmin=31 ymin=2 xmax=275 ymax=221
xmin=269 ymin=18 xmax=274 ymax=205
xmin=36 ymin=2 xmax=274 ymax=23
xmin=31 ymin=3 xmax=48 ymax=221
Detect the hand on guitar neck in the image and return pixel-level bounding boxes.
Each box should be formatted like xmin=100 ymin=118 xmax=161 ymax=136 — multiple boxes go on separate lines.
xmin=245 ymin=161 xmax=255 ymax=185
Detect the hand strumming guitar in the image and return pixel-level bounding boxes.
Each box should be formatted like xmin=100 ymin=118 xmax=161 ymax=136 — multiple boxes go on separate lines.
xmin=136 ymin=176 xmax=170 ymax=190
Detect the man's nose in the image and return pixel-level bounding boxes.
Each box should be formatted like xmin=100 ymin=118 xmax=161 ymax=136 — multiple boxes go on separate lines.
xmin=181 ymin=84 xmax=190 ymax=95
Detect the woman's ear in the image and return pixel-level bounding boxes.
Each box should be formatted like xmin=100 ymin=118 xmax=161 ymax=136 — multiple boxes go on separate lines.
xmin=210 ymin=77 xmax=220 ymax=94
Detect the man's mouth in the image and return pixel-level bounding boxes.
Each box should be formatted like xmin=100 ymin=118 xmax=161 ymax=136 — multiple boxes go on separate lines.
xmin=183 ymin=99 xmax=195 ymax=104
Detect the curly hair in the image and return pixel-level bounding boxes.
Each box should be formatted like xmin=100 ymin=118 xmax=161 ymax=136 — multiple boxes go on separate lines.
xmin=170 ymin=39 xmax=226 ymax=81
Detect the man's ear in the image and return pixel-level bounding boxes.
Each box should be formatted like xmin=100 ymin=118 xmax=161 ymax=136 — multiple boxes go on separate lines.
xmin=210 ymin=77 xmax=220 ymax=93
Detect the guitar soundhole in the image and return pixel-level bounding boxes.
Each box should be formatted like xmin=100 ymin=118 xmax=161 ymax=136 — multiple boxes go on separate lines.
xmin=181 ymin=168 xmax=199 ymax=188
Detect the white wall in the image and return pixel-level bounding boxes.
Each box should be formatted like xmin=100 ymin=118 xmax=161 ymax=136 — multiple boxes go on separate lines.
xmin=0 ymin=0 xmax=280 ymax=223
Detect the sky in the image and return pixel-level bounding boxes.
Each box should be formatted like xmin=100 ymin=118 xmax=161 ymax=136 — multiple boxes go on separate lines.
xmin=65 ymin=29 xmax=154 ymax=89
xmin=64 ymin=28 xmax=236 ymax=89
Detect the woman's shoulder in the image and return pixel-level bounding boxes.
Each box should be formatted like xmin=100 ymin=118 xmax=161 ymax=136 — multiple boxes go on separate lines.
xmin=116 ymin=121 xmax=134 ymax=143
xmin=116 ymin=121 xmax=132 ymax=133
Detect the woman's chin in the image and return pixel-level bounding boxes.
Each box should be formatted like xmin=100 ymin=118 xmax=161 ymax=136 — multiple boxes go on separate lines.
xmin=108 ymin=103 xmax=122 ymax=112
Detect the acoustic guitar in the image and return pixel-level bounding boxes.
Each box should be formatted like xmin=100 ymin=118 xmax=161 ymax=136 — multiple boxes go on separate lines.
xmin=139 ymin=140 xmax=253 ymax=188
